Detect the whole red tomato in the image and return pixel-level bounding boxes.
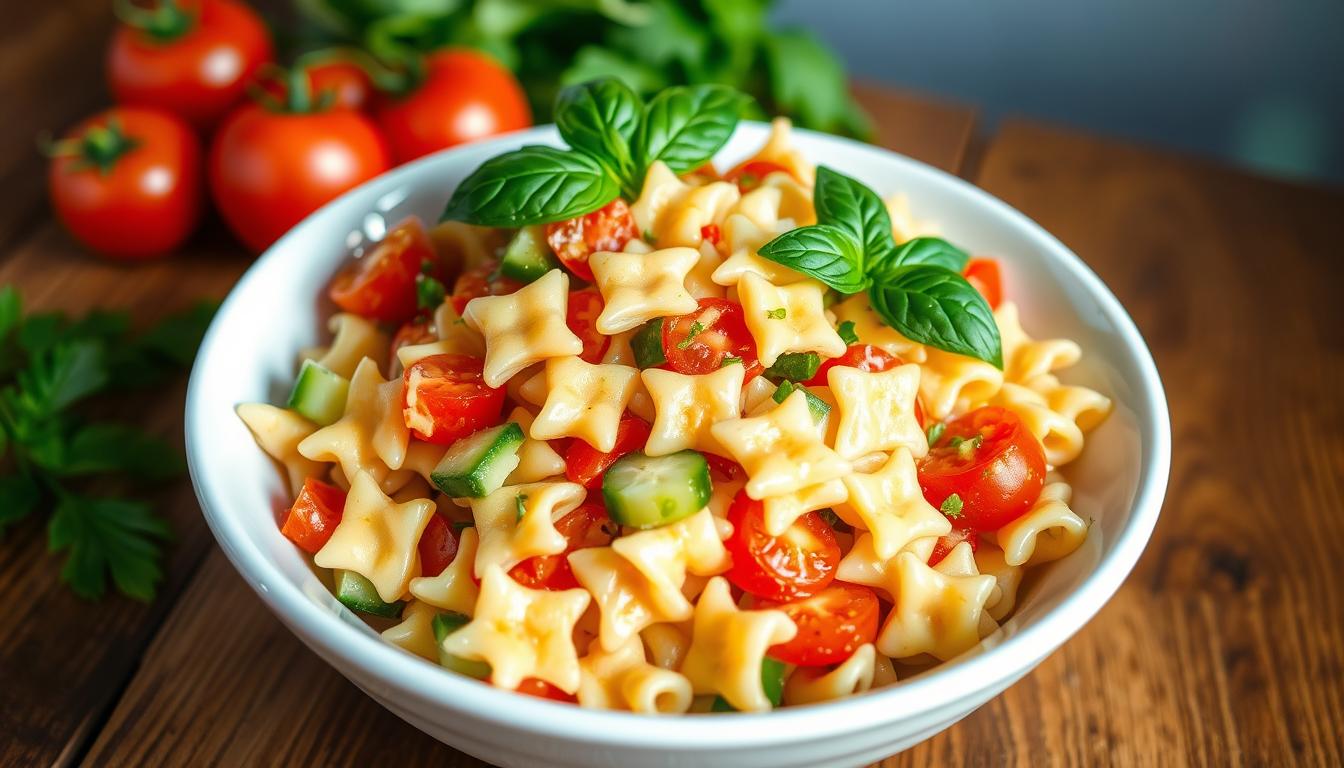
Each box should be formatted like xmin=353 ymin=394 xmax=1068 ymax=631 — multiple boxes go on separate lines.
xmin=208 ymin=89 xmax=391 ymax=252
xmin=107 ymin=0 xmax=273 ymax=130
xmin=375 ymin=49 xmax=531 ymax=164
xmin=48 ymin=107 xmax=202 ymax=260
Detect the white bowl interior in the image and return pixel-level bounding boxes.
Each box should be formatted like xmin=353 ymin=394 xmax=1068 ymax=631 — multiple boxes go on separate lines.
xmin=186 ymin=123 xmax=1169 ymax=765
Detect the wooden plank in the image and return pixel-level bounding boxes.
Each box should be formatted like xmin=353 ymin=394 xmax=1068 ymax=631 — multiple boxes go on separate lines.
xmin=79 ymin=89 xmax=979 ymax=766
xmin=880 ymin=120 xmax=1344 ymax=766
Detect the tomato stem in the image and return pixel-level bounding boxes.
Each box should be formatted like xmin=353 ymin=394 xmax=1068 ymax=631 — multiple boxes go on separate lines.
xmin=43 ymin=119 xmax=141 ymax=175
xmin=296 ymin=46 xmax=414 ymax=97
xmin=113 ymin=0 xmax=196 ymax=42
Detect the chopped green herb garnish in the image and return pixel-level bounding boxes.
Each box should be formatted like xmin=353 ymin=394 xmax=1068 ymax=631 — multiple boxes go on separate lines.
xmin=957 ymin=434 xmax=983 ymax=459
xmin=643 ymin=229 xmax=657 ymax=244
xmin=765 ymin=307 xmax=787 ymax=320
xmin=837 ymin=320 xmax=859 ymax=345
xmin=721 ymin=356 xmax=743 ymax=367
xmin=940 ymin=494 xmax=964 ymax=518
xmin=515 ymin=493 xmax=529 ymax=521
xmin=415 ymin=261 xmax=447 ymax=312
xmin=676 ymin=321 xmax=705 ymax=349
xmin=926 ymin=422 xmax=946 ymax=446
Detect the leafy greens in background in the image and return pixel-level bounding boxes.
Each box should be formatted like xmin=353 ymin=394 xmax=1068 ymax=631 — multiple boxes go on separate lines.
xmin=442 ymin=77 xmax=746 ymax=225
xmin=759 ymin=167 xmax=1003 ymax=367
xmin=292 ymin=0 xmax=871 ymax=139
xmin=0 ymin=285 xmax=217 ymax=601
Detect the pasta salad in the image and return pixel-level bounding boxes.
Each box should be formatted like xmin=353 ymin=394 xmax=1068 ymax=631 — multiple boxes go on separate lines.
xmin=238 ymin=78 xmax=1112 ymax=714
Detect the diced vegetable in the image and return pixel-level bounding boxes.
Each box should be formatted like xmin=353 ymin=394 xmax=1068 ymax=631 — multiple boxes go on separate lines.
xmin=286 ymin=359 xmax=349 ymax=426
xmin=710 ymin=657 xmax=788 ymax=711
xmin=762 ymin=351 xmax=820 ymax=383
xmin=771 ymin=381 xmax=831 ymax=423
xmin=630 ymin=317 xmax=667 ymax=369
xmin=430 ymin=422 xmax=525 ymax=497
xmin=334 ymin=570 xmax=402 ymax=618
xmin=499 ymin=225 xmax=559 ymax=283
xmin=602 ymin=450 xmax=711 ymax=529
xmin=431 ymin=611 xmax=491 ymax=678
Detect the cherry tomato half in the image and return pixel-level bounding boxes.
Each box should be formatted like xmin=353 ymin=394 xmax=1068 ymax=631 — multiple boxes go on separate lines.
xmin=329 ymin=217 xmax=439 ymax=324
xmin=564 ymin=418 xmax=651 ymax=489
xmin=374 ymin=49 xmax=531 ymax=164
xmin=964 ymin=258 xmax=1003 ymax=309
xmin=723 ymin=160 xmax=793 ymax=193
xmin=808 ymin=344 xmax=925 ymax=425
xmin=662 ymin=298 xmax=762 ymax=379
xmin=927 ymin=527 xmax=979 ymax=567
xmin=280 ymin=477 xmax=346 ymax=553
xmin=509 ymin=502 xmax=612 ymax=590
xmin=48 ymin=107 xmax=202 ymax=260
xmin=759 ymin=583 xmax=880 ymax=667
xmin=544 ymin=198 xmax=639 ymax=282
xmin=725 ymin=490 xmax=840 ymax=602
xmin=107 ymin=0 xmax=274 ymax=130
xmin=449 ymin=260 xmax=522 ymax=315
xmin=402 ymin=354 xmax=505 ymax=445
xmin=418 ymin=513 xmax=459 ymax=576
xmin=918 ymin=406 xmax=1046 ymax=532
xmin=566 ymin=287 xmax=610 ymax=364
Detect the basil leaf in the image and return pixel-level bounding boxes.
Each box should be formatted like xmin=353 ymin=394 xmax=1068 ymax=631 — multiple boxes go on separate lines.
xmin=867 ymin=264 xmax=1002 ymax=368
xmin=813 ymin=166 xmax=896 ymax=268
xmin=441 ymin=146 xmax=620 ymax=227
xmin=873 ymin=236 xmax=971 ymax=276
xmin=757 ymin=224 xmax=867 ymax=294
xmin=635 ymin=84 xmax=747 ymax=174
xmin=555 ymin=79 xmax=643 ymax=193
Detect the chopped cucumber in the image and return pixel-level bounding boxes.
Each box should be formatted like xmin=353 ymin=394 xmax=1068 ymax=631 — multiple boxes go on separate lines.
xmin=630 ymin=317 xmax=667 ymax=369
xmin=431 ymin=422 xmax=525 ymax=498
xmin=711 ymin=657 xmax=788 ymax=711
xmin=602 ymin=450 xmax=711 ymax=529
xmin=431 ymin=611 xmax=491 ymax=679
xmin=287 ymin=359 xmax=349 ymax=426
xmin=499 ymin=225 xmax=558 ymax=283
xmin=334 ymin=570 xmax=402 ymax=618
xmin=772 ymin=381 xmax=831 ymax=423
xmin=762 ymin=352 xmax=820 ymax=383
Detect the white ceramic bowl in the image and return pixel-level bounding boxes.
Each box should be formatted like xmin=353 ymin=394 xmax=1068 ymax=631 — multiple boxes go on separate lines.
xmin=186 ymin=122 xmax=1170 ymax=768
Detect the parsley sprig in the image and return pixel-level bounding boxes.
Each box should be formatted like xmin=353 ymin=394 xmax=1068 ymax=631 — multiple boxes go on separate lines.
xmin=0 ymin=285 xmax=216 ymax=601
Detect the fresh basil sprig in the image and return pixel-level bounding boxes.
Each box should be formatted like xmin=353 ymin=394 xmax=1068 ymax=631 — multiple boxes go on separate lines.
xmin=442 ymin=78 xmax=748 ymax=226
xmin=758 ymin=166 xmax=1002 ymax=368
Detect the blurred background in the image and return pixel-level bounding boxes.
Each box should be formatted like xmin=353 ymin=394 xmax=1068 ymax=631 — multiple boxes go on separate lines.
xmin=777 ymin=0 xmax=1344 ymax=185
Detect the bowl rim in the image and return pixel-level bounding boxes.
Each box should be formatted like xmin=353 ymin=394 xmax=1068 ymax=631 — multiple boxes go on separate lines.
xmin=186 ymin=121 xmax=1171 ymax=749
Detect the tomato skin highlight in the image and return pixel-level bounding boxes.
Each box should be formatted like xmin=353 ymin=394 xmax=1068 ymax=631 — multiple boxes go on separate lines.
xmin=402 ymin=354 xmax=505 ymax=445
xmin=208 ymin=104 xmax=390 ymax=252
xmin=918 ymin=406 xmax=1047 ymax=532
xmin=725 ymin=491 xmax=840 ymax=602
xmin=564 ymin=418 xmax=651 ymax=489
xmin=566 ymin=288 xmax=610 ymax=364
xmin=928 ymin=527 xmax=979 ymax=566
xmin=661 ymin=298 xmax=762 ymax=380
xmin=509 ymin=502 xmax=611 ymax=590
xmin=107 ymin=0 xmax=273 ymax=130
xmin=280 ymin=477 xmax=346 ymax=553
xmin=417 ymin=513 xmax=459 ymax=576
xmin=963 ymin=258 xmax=1003 ymax=309
xmin=329 ymin=217 xmax=439 ymax=324
xmin=544 ymin=199 xmax=639 ymax=282
xmin=724 ymin=160 xmax=794 ymax=192
xmin=48 ymin=107 xmax=202 ymax=260
xmin=759 ymin=583 xmax=880 ymax=667
xmin=374 ymin=49 xmax=531 ymax=164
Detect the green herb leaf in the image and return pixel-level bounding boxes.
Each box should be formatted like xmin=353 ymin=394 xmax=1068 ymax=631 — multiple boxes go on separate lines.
xmin=19 ymin=341 xmax=106 ymax=414
xmin=57 ymin=424 xmax=185 ymax=481
xmin=813 ymin=166 xmax=896 ymax=267
xmin=441 ymin=146 xmax=620 ymax=227
xmin=940 ymin=493 xmax=964 ymax=518
xmin=559 ymin=46 xmax=670 ymax=96
xmin=761 ymin=29 xmax=871 ymax=138
xmin=866 ymin=264 xmax=1002 ymax=368
xmin=554 ymin=78 xmax=643 ymax=193
xmin=837 ymin=320 xmax=859 ymax=345
xmin=765 ymin=307 xmax=786 ymax=320
xmin=0 ymin=473 xmax=40 ymax=534
xmin=676 ymin=321 xmax=705 ymax=349
xmin=926 ymin=422 xmax=946 ymax=446
xmin=873 ymin=236 xmax=971 ymax=276
xmin=48 ymin=495 xmax=170 ymax=601
xmin=514 ymin=493 xmax=529 ymax=521
xmin=416 ymin=262 xmax=447 ymax=312
xmin=757 ymin=224 xmax=868 ymax=294
xmin=634 ymin=84 xmax=747 ymax=175
xmin=133 ymin=301 xmax=219 ymax=368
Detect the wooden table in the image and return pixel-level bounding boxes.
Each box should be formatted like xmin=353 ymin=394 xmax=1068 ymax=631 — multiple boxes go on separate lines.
xmin=3 ymin=8 xmax=1342 ymax=766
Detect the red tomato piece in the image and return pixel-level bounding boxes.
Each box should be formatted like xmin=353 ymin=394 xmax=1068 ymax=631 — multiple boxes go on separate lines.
xmin=402 ymin=354 xmax=505 ymax=445
xmin=280 ymin=477 xmax=346 ymax=553
xmin=566 ymin=288 xmax=610 ymax=364
xmin=513 ymin=678 xmax=577 ymax=702
xmin=927 ymin=527 xmax=979 ymax=567
xmin=723 ymin=160 xmax=794 ymax=192
xmin=564 ymin=418 xmax=651 ymax=489
xmin=329 ymin=218 xmax=438 ymax=324
xmin=544 ymin=198 xmax=639 ymax=281
xmin=390 ymin=317 xmax=438 ymax=360
xmin=661 ymin=298 xmax=763 ymax=379
xmin=417 ymin=514 xmax=459 ymax=576
xmin=759 ymin=583 xmax=880 ymax=666
xmin=700 ymin=223 xmax=722 ymax=245
xmin=705 ymin=455 xmax=744 ymax=483
xmin=449 ymin=260 xmax=522 ymax=315
xmin=964 ymin=258 xmax=1003 ymax=309
xmin=725 ymin=491 xmax=840 ymax=602
xmin=509 ymin=502 xmax=612 ymax=590
xmin=918 ymin=406 xmax=1047 ymax=532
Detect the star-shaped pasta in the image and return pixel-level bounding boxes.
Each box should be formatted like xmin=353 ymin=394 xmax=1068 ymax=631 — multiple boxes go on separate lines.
xmin=974 ymin=545 xmax=1025 ymax=622
xmin=783 ymin=643 xmax=877 ymax=706
xmin=830 ymin=294 xmax=926 ymax=363
xmin=381 ymin=600 xmax=440 ymax=661
xmin=742 ymin=117 xmax=817 ymax=187
xmin=828 ymin=363 xmax=927 ymax=460
xmin=298 ymin=357 xmax=410 ymax=491
xmin=641 ymin=365 xmax=744 ymax=457
xmin=631 ymin=162 xmax=741 ymax=249
xmin=409 ymin=526 xmax=480 ymax=616
xmin=679 ymin=577 xmax=797 ymax=712
xmin=570 ymin=547 xmax=685 ymax=653
xmin=711 ymin=215 xmax=804 ymax=287
xmin=589 ymin=247 xmax=700 ymax=335
xmin=462 ymin=268 xmax=583 ymax=387
xmin=308 ymin=313 xmax=387 ymax=379
xmin=995 ymin=301 xmax=1081 ymax=385
xmin=685 ymin=241 xmax=728 ymax=299
xmin=836 ymin=448 xmax=950 ymax=560
xmin=762 ymin=478 xmax=848 ymax=537
xmin=502 ymin=407 xmax=566 ymax=484
xmin=610 ymin=509 xmax=731 ymax=618
xmin=737 ymin=272 xmax=845 ymax=367
xmin=986 ymin=382 xmax=1085 ymax=467
xmin=918 ymin=347 xmax=1004 ymax=421
xmin=471 ymin=481 xmax=586 ymax=577
xmin=875 ymin=551 xmax=996 ymax=661
xmin=835 ymin=532 xmax=931 ymax=601
xmin=711 ymin=389 xmax=852 ymax=499
xmin=441 ymin=565 xmax=590 ymax=693
xmin=236 ymin=403 xmax=324 ymax=495
xmin=577 ymin=635 xmax=694 ymax=714
xmin=530 ymin=356 xmax=638 ymax=452
xmin=314 ymin=469 xmax=435 ymax=603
